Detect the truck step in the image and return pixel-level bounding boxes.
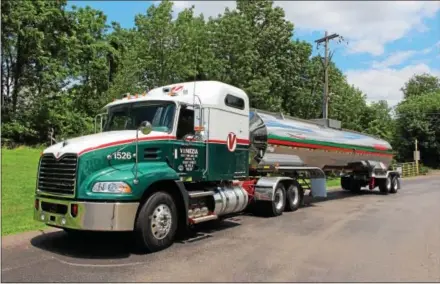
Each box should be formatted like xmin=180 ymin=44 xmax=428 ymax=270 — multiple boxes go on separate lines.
xmin=188 ymin=191 xmax=215 ymax=198
xmin=191 ymin=214 xmax=218 ymax=224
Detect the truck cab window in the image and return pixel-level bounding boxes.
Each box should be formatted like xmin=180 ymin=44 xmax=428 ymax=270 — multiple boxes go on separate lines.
xmin=103 ymin=102 xmax=176 ymax=133
xmin=176 ymin=107 xmax=195 ymax=139
xmin=225 ymin=94 xmax=245 ymax=110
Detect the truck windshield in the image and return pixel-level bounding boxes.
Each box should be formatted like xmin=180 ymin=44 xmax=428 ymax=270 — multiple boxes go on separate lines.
xmin=103 ymin=101 xmax=176 ymax=133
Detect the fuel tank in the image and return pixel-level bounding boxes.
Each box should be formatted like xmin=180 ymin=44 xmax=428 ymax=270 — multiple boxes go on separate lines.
xmin=249 ymin=109 xmax=394 ymax=171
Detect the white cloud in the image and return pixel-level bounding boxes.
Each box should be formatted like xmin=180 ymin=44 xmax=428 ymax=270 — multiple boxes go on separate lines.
xmin=345 ymin=64 xmax=440 ymax=107
xmin=169 ymin=1 xmax=440 ymax=56
xmin=370 ymin=40 xmax=440 ymax=69
xmin=371 ymin=50 xmax=417 ymax=69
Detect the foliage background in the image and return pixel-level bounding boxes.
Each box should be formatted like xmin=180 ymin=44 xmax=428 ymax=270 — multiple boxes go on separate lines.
xmin=2 ymin=0 xmax=440 ymax=167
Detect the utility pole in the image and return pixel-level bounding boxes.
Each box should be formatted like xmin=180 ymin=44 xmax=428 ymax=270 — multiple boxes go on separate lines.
xmin=315 ymin=31 xmax=344 ymax=125
xmin=414 ymin=138 xmax=420 ymax=175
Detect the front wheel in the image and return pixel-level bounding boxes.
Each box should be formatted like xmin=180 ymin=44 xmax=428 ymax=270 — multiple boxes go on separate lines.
xmin=134 ymin=191 xmax=178 ymax=253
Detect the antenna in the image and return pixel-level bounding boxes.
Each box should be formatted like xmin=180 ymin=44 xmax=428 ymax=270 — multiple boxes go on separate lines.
xmin=192 ymin=36 xmax=199 ymax=107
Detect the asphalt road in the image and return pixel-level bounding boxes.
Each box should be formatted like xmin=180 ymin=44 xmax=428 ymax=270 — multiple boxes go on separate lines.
xmin=2 ymin=175 xmax=440 ymax=282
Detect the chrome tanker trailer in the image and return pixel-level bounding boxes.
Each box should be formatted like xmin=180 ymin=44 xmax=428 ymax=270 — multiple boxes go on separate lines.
xmin=33 ymin=80 xmax=400 ymax=252
xmin=248 ymin=108 xmax=399 ymax=194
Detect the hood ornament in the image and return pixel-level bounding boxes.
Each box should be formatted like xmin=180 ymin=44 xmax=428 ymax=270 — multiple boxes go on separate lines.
xmin=62 ymin=140 xmax=68 ymax=148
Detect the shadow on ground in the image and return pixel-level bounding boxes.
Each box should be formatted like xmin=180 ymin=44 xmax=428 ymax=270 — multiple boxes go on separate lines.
xmin=304 ymin=188 xmax=388 ymax=207
xmin=30 ymin=219 xmax=241 ymax=260
xmin=30 ymin=189 xmax=384 ymax=260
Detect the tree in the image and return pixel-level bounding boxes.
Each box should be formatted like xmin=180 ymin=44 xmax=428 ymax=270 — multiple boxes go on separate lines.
xmin=1 ymin=0 xmax=394 ymax=147
xmin=394 ymin=90 xmax=440 ymax=167
xmin=401 ymin=73 xmax=440 ymax=99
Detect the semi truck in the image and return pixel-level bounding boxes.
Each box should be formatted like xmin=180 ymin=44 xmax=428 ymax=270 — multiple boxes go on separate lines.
xmin=34 ymin=81 xmax=401 ymax=252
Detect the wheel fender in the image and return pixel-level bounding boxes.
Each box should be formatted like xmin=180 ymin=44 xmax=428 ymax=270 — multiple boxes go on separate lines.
xmin=254 ymin=176 xmax=293 ymax=201
xmin=174 ymin=180 xmax=190 ymax=226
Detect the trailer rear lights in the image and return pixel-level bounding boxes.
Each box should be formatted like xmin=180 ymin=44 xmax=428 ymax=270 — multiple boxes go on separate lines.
xmin=71 ymin=204 xmax=78 ymax=218
xmin=35 ymin=199 xmax=39 ymax=210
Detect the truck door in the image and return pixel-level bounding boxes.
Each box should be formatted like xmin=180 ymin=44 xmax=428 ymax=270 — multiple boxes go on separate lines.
xmin=173 ymin=105 xmax=206 ymax=181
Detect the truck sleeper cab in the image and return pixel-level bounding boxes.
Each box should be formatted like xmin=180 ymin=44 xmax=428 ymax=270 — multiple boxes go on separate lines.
xmin=34 ymin=81 xmax=401 ymax=253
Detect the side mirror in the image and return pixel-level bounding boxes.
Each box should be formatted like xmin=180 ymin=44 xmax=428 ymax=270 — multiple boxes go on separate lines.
xmin=94 ymin=113 xmax=106 ymax=133
xmin=138 ymin=121 xmax=153 ymax=135
xmin=193 ymin=105 xmax=203 ymax=133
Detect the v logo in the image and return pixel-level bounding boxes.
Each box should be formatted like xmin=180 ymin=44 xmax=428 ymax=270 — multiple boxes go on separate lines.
xmin=227 ymin=132 xmax=237 ymax=152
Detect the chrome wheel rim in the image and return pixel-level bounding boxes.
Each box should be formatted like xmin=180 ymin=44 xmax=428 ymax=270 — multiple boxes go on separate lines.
xmin=394 ymin=178 xmax=400 ymax=191
xmin=386 ymin=177 xmax=391 ymax=190
xmin=150 ymin=204 xmax=172 ymax=240
xmin=290 ymin=186 xmax=299 ymax=205
xmin=274 ymin=188 xmax=285 ymax=210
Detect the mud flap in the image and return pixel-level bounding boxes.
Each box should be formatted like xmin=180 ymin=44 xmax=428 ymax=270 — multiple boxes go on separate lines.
xmin=310 ymin=178 xmax=327 ymax=198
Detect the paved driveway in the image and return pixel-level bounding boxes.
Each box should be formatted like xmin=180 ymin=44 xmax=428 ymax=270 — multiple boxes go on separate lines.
xmin=2 ymin=175 xmax=440 ymax=282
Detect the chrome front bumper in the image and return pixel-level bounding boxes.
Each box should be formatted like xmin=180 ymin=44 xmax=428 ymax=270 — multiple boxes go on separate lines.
xmin=34 ymin=196 xmax=140 ymax=231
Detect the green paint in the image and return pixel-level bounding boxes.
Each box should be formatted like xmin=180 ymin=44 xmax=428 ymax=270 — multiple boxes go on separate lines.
xmin=206 ymin=143 xmax=249 ymax=180
xmin=268 ymin=134 xmax=393 ymax=154
xmin=71 ymin=139 xmax=250 ymax=201
xmin=76 ymin=140 xmax=179 ymax=201
xmin=172 ymin=140 xmax=206 ymax=181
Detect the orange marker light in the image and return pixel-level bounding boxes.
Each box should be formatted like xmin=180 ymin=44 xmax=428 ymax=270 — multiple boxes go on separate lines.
xmin=119 ymin=184 xmax=132 ymax=193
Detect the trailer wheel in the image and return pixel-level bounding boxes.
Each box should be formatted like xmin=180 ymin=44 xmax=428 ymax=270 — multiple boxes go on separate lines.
xmin=390 ymin=176 xmax=400 ymax=194
xmin=285 ymin=181 xmax=304 ymax=212
xmin=257 ymin=183 xmax=286 ymax=217
xmin=349 ymin=179 xmax=362 ymax=193
xmin=134 ymin=191 xmax=178 ymax=253
xmin=379 ymin=176 xmax=391 ymax=195
xmin=341 ymin=176 xmax=351 ymax=191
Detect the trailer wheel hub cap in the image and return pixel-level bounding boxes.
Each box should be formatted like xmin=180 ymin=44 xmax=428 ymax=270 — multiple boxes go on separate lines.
xmin=151 ymin=204 xmax=172 ymax=240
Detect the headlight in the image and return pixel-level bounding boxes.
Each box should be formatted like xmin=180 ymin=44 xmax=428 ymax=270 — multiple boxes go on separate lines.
xmin=92 ymin=182 xmax=132 ymax=193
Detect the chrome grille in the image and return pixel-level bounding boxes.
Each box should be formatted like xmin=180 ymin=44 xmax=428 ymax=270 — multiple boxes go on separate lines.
xmin=38 ymin=154 xmax=77 ymax=195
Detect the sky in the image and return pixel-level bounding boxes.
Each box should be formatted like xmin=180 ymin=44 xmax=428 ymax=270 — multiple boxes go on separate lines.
xmin=68 ymin=1 xmax=440 ymax=107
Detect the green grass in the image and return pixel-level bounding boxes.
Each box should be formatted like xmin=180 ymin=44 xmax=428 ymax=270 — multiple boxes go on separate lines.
xmin=326 ymin=178 xmax=341 ymax=188
xmin=2 ymin=147 xmax=46 ymax=236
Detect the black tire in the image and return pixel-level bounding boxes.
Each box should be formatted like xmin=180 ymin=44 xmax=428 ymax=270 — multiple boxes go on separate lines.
xmin=341 ymin=176 xmax=351 ymax=191
xmin=134 ymin=191 xmax=178 ymax=253
xmin=258 ymin=183 xmax=286 ymax=217
xmin=390 ymin=176 xmax=400 ymax=194
xmin=379 ymin=176 xmax=391 ymax=195
xmin=285 ymin=181 xmax=304 ymax=212
xmin=349 ymin=179 xmax=362 ymax=193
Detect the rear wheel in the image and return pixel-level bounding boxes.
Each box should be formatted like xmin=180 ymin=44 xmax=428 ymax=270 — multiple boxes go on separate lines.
xmin=390 ymin=176 xmax=400 ymax=194
xmin=350 ymin=179 xmax=362 ymax=193
xmin=134 ymin=191 xmax=178 ymax=253
xmin=379 ymin=176 xmax=392 ymax=194
xmin=285 ymin=181 xmax=304 ymax=212
xmin=341 ymin=176 xmax=351 ymax=191
xmin=257 ymin=183 xmax=286 ymax=217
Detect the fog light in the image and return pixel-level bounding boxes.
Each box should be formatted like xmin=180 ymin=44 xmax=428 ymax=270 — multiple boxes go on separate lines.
xmin=40 ymin=214 xmax=45 ymax=221
xmin=71 ymin=204 xmax=78 ymax=218
xmin=61 ymin=218 xmax=66 ymax=225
